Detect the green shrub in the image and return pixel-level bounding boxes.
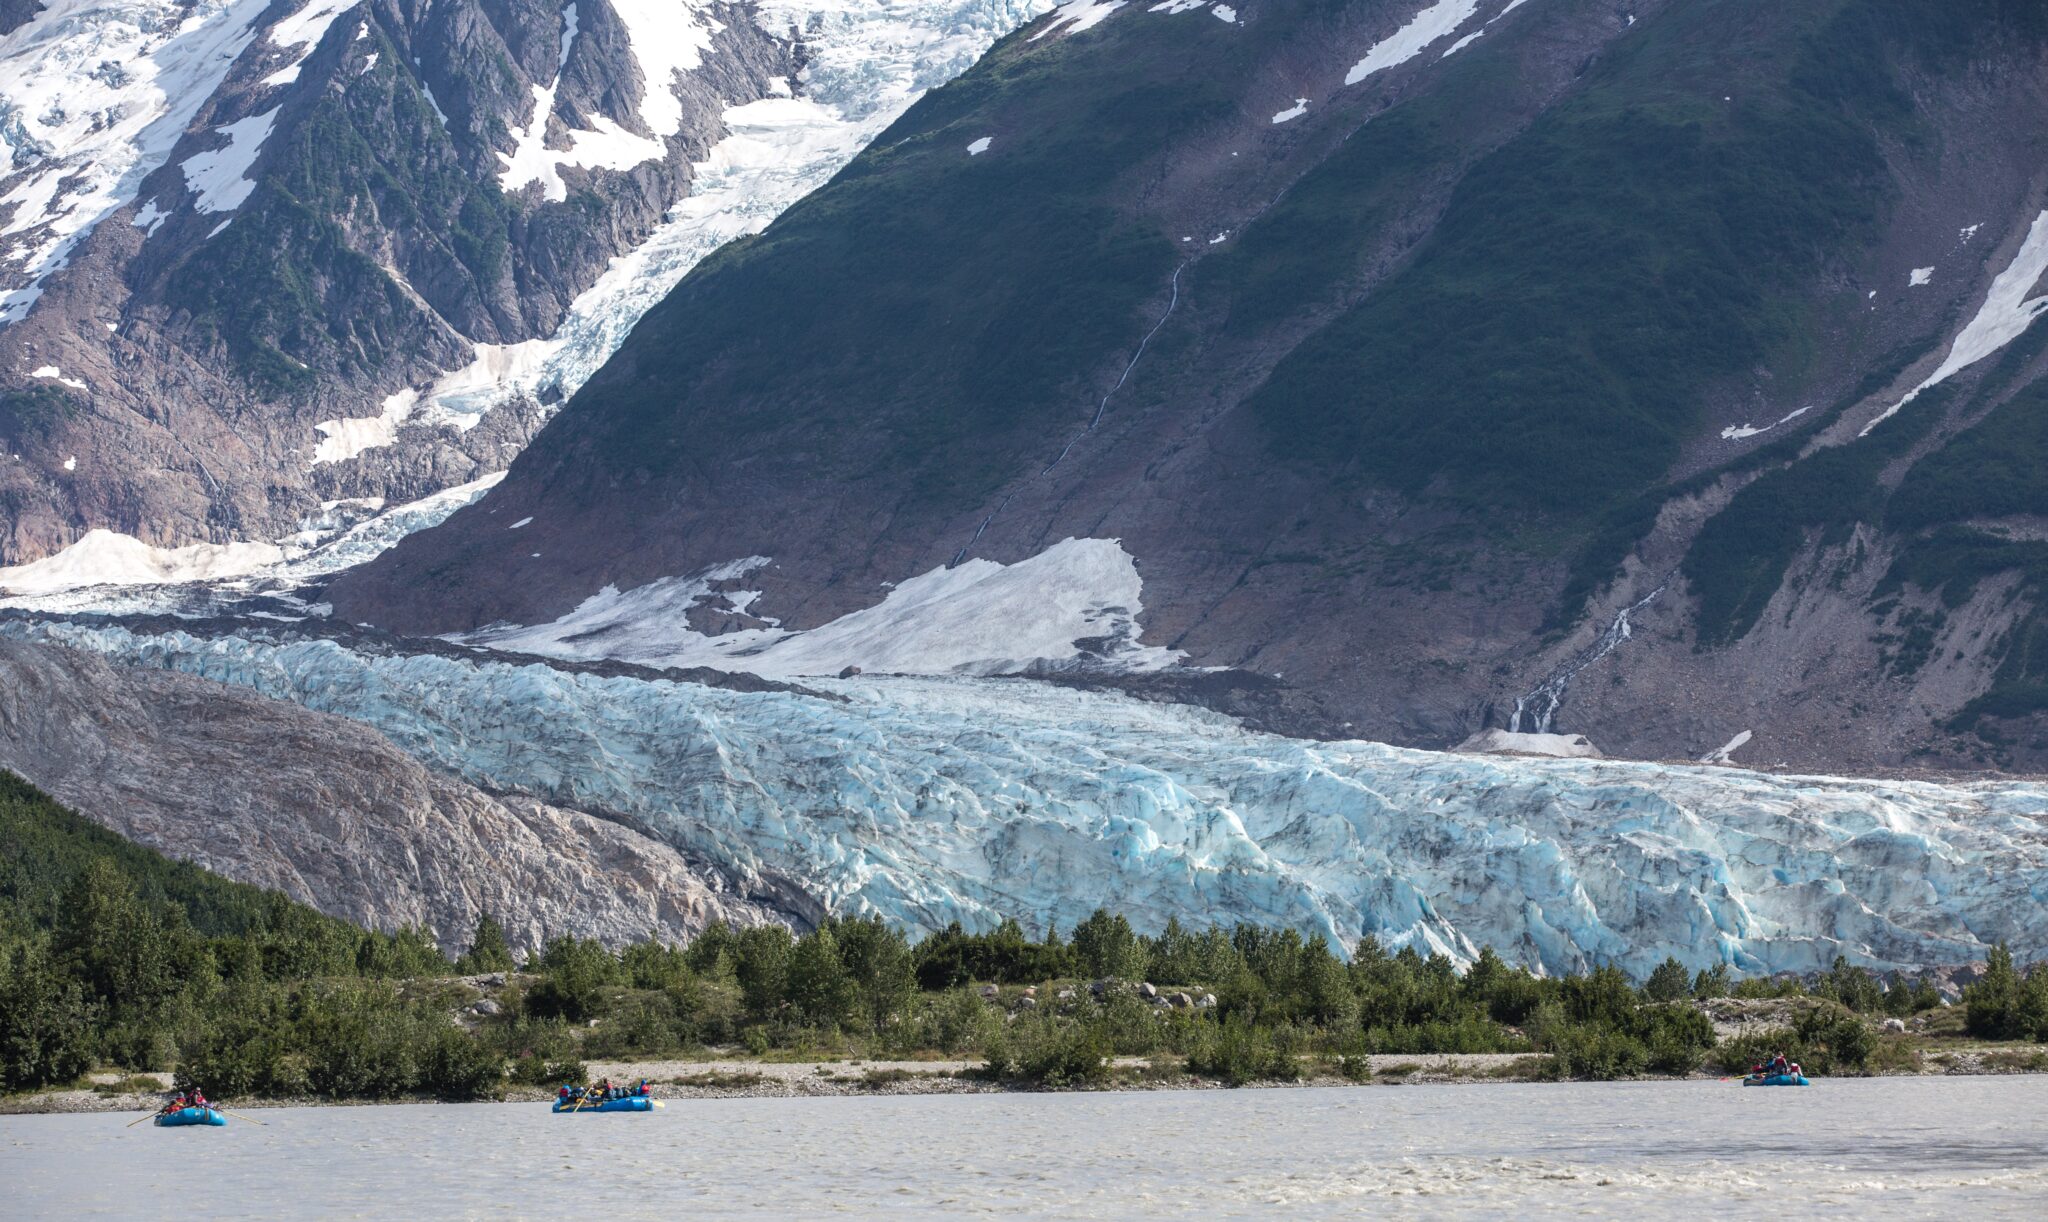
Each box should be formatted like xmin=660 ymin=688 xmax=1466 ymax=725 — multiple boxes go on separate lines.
xmin=1185 ymin=1016 xmax=1301 ymax=1087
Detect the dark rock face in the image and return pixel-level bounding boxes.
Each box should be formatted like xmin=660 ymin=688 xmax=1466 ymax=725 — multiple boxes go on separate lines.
xmin=333 ymin=0 xmax=2048 ymax=771
xmin=0 ymin=0 xmax=794 ymax=562
xmin=0 ymin=0 xmax=40 ymax=37
xmin=0 ymin=636 xmax=795 ymax=951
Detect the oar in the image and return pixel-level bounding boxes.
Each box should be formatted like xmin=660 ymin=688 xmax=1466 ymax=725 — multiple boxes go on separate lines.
xmin=217 ymin=1108 xmax=266 ymax=1125
xmin=124 ymin=1109 xmax=160 ymax=1128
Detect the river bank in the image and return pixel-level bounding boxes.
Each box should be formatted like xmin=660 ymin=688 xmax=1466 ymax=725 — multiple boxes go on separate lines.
xmin=10 ymin=1045 xmax=2048 ymax=1115
xmin=9 ymin=1078 xmax=2048 ymax=1219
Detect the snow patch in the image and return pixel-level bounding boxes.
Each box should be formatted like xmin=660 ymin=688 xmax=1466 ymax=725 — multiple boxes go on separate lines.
xmin=130 ymin=199 xmax=168 ymax=236
xmin=1441 ymin=31 xmax=1483 ymax=56
xmin=420 ymin=82 xmax=450 ymax=130
xmin=967 ymin=136 xmax=992 ymax=154
xmin=179 ymin=107 xmax=279 ymax=213
xmin=261 ymin=0 xmax=362 ymax=87
xmin=1211 ymin=4 xmax=1235 ymax=20
xmin=1701 ymin=730 xmax=1752 ymax=765
xmin=1271 ymin=99 xmax=1309 ymax=124
xmin=30 ymin=365 xmax=85 ymax=390
xmin=1147 ymin=0 xmax=1206 ymax=11
xmin=426 ymin=0 xmax=1055 ymax=434
xmin=508 ymin=517 xmax=533 ymax=530
xmin=310 ymin=389 xmax=417 ymax=466
xmin=1030 ymin=0 xmax=1125 ymax=40
xmin=1345 ymin=0 xmax=1482 ymax=86
xmin=0 ymin=472 xmax=502 ymax=609
xmin=458 ymin=537 xmax=1183 ymax=678
xmin=1909 ymin=266 xmax=1933 ymax=287
xmin=1720 ymin=404 xmax=1811 ymax=442
xmin=1489 ymin=0 xmax=1533 ymax=20
xmin=497 ymin=0 xmax=726 ymax=198
xmin=1457 ymin=729 xmax=1601 ymax=759
xmin=0 ymin=529 xmax=284 ymax=594
xmin=61 ymin=455 xmax=76 ymax=472
xmin=1862 ymin=211 xmax=2048 ymax=437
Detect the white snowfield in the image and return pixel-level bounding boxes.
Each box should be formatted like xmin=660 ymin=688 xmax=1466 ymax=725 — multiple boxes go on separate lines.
xmin=1345 ymin=0 xmax=1482 ymax=86
xmin=0 ymin=529 xmax=283 ymax=594
xmin=1863 ymin=209 xmax=2048 ymax=437
xmin=179 ymin=106 xmax=278 ymax=213
xmin=1455 ymin=729 xmax=1600 ymax=759
xmin=11 ymin=618 xmax=2048 ymax=978
xmin=457 ymin=536 xmax=1184 ymax=678
xmin=0 ymin=474 xmax=501 ymax=609
xmin=321 ymin=0 xmax=1054 ymax=464
xmin=0 ymin=0 xmax=274 ymax=323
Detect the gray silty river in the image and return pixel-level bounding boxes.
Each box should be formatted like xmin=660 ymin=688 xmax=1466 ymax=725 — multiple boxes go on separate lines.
xmin=5 ymin=1077 xmax=2048 ymax=1218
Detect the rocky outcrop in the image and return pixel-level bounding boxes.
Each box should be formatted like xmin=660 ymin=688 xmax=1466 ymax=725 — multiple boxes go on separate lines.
xmin=0 ymin=636 xmax=795 ymax=951
xmin=1 ymin=0 xmax=795 ymax=561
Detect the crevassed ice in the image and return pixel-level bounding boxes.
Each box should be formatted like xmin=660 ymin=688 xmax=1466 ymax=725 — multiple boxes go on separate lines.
xmin=9 ymin=618 xmax=2046 ymax=977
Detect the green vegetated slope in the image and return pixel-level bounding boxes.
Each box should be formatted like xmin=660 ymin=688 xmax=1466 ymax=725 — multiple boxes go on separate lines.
xmin=338 ymin=0 xmax=2048 ymax=763
xmin=552 ymin=18 xmax=1238 ymax=509
xmin=1246 ymin=0 xmax=1892 ymax=516
xmin=157 ymin=27 xmax=508 ymax=394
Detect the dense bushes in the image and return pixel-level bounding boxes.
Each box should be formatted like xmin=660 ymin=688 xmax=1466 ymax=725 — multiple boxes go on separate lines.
xmin=1965 ymin=945 xmax=2048 ymax=1042
xmin=0 ymin=775 xmax=2011 ymax=1100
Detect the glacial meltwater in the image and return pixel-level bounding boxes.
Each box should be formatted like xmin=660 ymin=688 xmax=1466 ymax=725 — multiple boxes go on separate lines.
xmin=6 ymin=1078 xmax=2047 ymax=1218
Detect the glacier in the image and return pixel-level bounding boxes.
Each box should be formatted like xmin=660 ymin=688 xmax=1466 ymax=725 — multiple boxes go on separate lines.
xmin=7 ymin=618 xmax=2046 ymax=978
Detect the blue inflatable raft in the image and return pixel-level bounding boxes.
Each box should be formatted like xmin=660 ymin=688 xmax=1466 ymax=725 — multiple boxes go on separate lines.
xmin=1742 ymin=1073 xmax=1810 ymax=1087
xmin=552 ymin=1096 xmax=659 ymax=1113
xmin=155 ymin=1106 xmax=227 ymax=1127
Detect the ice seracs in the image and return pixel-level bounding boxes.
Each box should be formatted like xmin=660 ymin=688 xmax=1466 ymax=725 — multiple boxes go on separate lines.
xmin=12 ymin=617 xmax=2048 ymax=979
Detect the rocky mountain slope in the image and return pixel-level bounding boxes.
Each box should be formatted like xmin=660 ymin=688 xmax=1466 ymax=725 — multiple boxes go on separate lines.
xmin=329 ymin=0 xmax=2048 ymax=772
xmin=0 ymin=0 xmax=1044 ymax=566
xmin=0 ymin=634 xmax=794 ymax=950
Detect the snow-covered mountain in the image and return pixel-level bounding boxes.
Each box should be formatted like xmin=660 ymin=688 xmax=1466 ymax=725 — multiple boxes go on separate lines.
xmin=327 ymin=0 xmax=2048 ymax=772
xmin=7 ymin=615 xmax=2046 ymax=976
xmin=1 ymin=0 xmax=1047 ymax=565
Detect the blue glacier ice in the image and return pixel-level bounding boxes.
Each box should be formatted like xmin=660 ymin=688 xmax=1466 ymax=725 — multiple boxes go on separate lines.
xmin=8 ymin=618 xmax=2047 ymax=977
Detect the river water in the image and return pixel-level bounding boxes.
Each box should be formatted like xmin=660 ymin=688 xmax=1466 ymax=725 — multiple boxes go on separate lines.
xmin=6 ymin=1078 xmax=2047 ymax=1218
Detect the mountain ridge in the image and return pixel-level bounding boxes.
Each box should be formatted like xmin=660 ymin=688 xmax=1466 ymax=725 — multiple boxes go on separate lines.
xmin=330 ymin=0 xmax=2048 ymax=771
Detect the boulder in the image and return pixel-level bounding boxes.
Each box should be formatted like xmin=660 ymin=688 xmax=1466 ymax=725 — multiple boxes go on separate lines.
xmin=1198 ymin=993 xmax=1218 ymax=1009
xmin=1882 ymin=1017 xmax=1907 ymax=1033
xmin=1137 ymin=982 xmax=1158 ymax=999
xmin=978 ymin=984 xmax=1000 ymax=999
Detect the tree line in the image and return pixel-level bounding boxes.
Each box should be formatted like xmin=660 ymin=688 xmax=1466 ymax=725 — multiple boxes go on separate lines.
xmin=5 ymin=771 xmax=2045 ymax=1099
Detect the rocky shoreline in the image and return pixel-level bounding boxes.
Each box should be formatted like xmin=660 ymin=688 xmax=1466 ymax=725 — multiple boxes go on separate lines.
xmin=10 ymin=1049 xmax=2047 ymax=1116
